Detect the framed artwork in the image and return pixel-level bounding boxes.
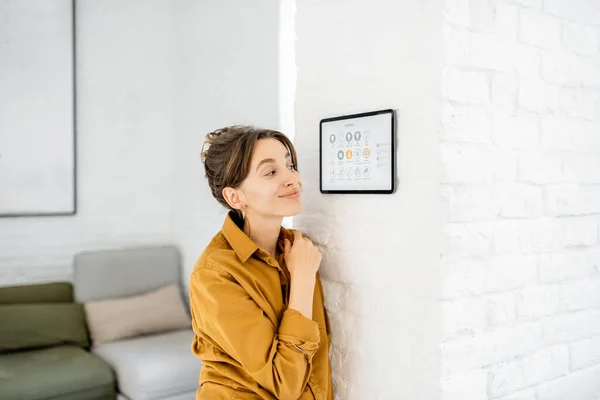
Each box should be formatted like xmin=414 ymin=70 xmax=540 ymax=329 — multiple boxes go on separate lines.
xmin=0 ymin=0 xmax=76 ymax=217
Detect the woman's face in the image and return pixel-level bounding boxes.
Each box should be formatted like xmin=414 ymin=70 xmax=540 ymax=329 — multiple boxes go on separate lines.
xmin=237 ymin=138 xmax=303 ymax=218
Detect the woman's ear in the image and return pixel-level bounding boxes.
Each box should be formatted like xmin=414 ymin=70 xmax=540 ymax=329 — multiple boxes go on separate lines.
xmin=222 ymin=187 xmax=245 ymax=210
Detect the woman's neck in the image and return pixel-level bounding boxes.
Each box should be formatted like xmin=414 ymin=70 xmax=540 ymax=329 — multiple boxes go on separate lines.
xmin=243 ymin=214 xmax=283 ymax=259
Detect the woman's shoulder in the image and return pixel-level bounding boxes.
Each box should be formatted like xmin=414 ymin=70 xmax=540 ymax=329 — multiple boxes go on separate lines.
xmin=191 ymin=232 xmax=237 ymax=276
xmin=193 ymin=256 xmax=237 ymax=278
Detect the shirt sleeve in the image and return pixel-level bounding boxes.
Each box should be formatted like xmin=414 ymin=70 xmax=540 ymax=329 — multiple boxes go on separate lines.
xmin=316 ymin=273 xmax=332 ymax=340
xmin=189 ymin=265 xmax=321 ymax=400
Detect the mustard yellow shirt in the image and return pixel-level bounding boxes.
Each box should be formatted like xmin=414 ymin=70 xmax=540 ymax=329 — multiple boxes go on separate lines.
xmin=189 ymin=212 xmax=334 ymax=400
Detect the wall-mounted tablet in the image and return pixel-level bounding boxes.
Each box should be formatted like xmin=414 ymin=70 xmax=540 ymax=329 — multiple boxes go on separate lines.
xmin=320 ymin=109 xmax=395 ymax=194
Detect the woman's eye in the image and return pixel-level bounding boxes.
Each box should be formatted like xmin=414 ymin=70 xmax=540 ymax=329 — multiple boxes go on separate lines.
xmin=265 ymin=164 xmax=295 ymax=176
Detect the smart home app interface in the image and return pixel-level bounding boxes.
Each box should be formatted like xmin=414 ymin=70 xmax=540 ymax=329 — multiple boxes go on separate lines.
xmin=321 ymin=113 xmax=392 ymax=191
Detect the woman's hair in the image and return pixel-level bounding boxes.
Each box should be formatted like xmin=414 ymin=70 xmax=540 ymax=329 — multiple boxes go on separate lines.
xmin=201 ymin=125 xmax=299 ymax=219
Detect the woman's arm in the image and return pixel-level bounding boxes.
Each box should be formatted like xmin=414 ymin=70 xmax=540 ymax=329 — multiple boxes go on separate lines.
xmin=288 ymin=273 xmax=316 ymax=320
xmin=285 ymin=230 xmax=322 ymax=321
xmin=189 ymin=265 xmax=320 ymax=400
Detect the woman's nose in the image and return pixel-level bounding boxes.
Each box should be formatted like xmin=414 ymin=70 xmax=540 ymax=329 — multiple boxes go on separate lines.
xmin=284 ymin=169 xmax=299 ymax=186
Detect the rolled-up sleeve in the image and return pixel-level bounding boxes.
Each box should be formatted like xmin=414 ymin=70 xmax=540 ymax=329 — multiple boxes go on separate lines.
xmin=278 ymin=308 xmax=320 ymax=361
xmin=189 ymin=265 xmax=320 ymax=400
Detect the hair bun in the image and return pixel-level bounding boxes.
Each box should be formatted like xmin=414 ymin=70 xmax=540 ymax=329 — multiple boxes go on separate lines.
xmin=201 ymin=128 xmax=229 ymax=163
xmin=206 ymin=127 xmax=228 ymax=142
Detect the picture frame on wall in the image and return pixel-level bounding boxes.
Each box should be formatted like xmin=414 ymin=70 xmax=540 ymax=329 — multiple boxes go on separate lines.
xmin=0 ymin=0 xmax=77 ymax=217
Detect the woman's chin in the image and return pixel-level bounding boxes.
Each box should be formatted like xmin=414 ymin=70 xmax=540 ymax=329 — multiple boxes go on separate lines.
xmin=284 ymin=203 xmax=303 ymax=217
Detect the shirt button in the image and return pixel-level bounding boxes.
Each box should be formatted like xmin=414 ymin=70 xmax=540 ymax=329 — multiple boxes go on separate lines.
xmin=309 ymin=375 xmax=316 ymax=384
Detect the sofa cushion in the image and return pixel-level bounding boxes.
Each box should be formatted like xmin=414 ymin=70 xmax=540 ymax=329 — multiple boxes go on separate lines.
xmin=84 ymin=284 xmax=191 ymax=345
xmin=92 ymin=329 xmax=200 ymax=400
xmin=0 ymin=282 xmax=73 ymax=304
xmin=0 ymin=303 xmax=89 ymax=353
xmin=0 ymin=345 xmax=115 ymax=400
xmin=117 ymin=391 xmax=197 ymax=400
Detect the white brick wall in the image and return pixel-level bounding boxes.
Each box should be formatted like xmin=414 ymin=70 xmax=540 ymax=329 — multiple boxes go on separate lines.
xmin=441 ymin=0 xmax=600 ymax=399
xmin=295 ymin=0 xmax=600 ymax=398
xmin=294 ymin=0 xmax=445 ymax=398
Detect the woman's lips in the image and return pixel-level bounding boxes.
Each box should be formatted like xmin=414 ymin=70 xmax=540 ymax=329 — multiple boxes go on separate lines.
xmin=280 ymin=191 xmax=300 ymax=199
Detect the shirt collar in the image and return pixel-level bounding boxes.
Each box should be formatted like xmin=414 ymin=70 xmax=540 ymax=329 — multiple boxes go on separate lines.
xmin=222 ymin=212 xmax=258 ymax=263
xmin=221 ymin=211 xmax=294 ymax=264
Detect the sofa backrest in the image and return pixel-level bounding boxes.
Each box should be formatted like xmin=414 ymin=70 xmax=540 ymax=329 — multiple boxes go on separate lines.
xmin=73 ymin=245 xmax=182 ymax=303
xmin=0 ymin=282 xmax=73 ymax=304
xmin=0 ymin=282 xmax=89 ymax=353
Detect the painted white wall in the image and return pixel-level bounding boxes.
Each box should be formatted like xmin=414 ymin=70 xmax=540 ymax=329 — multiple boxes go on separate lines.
xmin=440 ymin=1 xmax=600 ymax=399
xmin=0 ymin=0 xmax=175 ymax=285
xmin=170 ymin=0 xmax=281 ymax=283
xmin=293 ymin=0 xmax=445 ymax=398
xmin=0 ymin=0 xmax=281 ymax=287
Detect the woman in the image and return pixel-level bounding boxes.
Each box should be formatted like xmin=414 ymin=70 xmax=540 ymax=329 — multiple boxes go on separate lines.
xmin=189 ymin=126 xmax=334 ymax=400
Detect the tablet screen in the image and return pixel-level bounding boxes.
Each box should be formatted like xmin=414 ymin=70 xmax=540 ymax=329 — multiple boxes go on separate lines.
xmin=320 ymin=109 xmax=394 ymax=193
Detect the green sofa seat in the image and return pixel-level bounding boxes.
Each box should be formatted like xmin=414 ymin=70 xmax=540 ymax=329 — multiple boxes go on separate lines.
xmin=0 ymin=345 xmax=115 ymax=400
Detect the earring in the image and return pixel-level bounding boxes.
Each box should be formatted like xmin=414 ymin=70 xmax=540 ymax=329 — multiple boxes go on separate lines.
xmin=241 ymin=204 xmax=246 ymax=219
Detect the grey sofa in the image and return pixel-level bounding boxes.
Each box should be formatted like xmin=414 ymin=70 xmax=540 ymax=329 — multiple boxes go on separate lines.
xmin=73 ymin=245 xmax=200 ymax=400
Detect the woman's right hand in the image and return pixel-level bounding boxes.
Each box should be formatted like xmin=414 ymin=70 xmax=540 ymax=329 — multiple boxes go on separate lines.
xmin=283 ymin=231 xmax=322 ymax=279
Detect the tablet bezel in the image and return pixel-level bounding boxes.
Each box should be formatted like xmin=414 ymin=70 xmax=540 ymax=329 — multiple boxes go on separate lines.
xmin=319 ymin=109 xmax=395 ymax=194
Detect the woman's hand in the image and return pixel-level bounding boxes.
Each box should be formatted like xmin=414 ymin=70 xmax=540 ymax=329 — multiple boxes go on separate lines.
xmin=283 ymin=231 xmax=322 ymax=279
xmin=284 ymin=231 xmax=321 ymax=319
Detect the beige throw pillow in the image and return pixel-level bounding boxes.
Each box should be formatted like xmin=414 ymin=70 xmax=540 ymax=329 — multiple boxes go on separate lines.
xmin=84 ymin=284 xmax=191 ymax=345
